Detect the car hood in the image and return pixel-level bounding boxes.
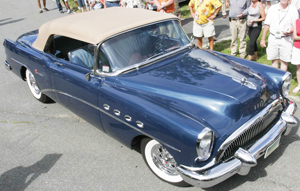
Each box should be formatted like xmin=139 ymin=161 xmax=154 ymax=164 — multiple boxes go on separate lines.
xmin=115 ymin=48 xmax=274 ymax=138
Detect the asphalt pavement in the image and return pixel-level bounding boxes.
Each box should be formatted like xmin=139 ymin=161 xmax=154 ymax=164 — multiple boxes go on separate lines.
xmin=0 ymin=1 xmax=300 ymax=191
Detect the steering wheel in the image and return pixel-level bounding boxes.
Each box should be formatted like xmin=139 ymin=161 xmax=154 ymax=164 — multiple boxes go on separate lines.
xmin=151 ymin=34 xmax=170 ymax=53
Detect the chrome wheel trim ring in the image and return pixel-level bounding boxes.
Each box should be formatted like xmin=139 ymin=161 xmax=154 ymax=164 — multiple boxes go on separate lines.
xmin=26 ymin=69 xmax=42 ymax=99
xmin=145 ymin=140 xmax=183 ymax=183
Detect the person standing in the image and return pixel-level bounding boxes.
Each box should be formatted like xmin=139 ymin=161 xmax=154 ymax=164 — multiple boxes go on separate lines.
xmin=155 ymin=0 xmax=175 ymax=13
xmin=56 ymin=0 xmax=64 ymax=13
xmin=77 ymin=0 xmax=87 ymax=12
xmin=37 ymin=0 xmax=49 ymax=13
xmin=89 ymin=0 xmax=103 ymax=9
xmin=291 ymin=17 xmax=300 ymax=93
xmin=225 ymin=0 xmax=251 ymax=58
xmin=247 ymin=0 xmax=265 ymax=61
xmin=188 ymin=0 xmax=222 ymax=50
xmin=261 ymin=0 xmax=272 ymax=14
xmin=260 ymin=0 xmax=298 ymax=71
xmin=146 ymin=0 xmax=157 ymax=11
xmin=221 ymin=0 xmax=227 ymax=18
xmin=104 ymin=0 xmax=121 ymax=7
xmin=63 ymin=0 xmax=73 ymax=13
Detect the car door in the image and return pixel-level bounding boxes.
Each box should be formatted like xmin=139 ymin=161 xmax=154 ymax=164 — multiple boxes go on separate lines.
xmin=49 ymin=52 xmax=105 ymax=132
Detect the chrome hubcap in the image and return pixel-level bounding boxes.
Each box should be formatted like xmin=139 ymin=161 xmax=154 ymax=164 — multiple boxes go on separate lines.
xmin=151 ymin=144 xmax=179 ymax=176
xmin=28 ymin=72 xmax=40 ymax=95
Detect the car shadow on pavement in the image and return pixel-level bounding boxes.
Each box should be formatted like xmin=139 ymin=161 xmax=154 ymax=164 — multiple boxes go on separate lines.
xmin=0 ymin=18 xmax=25 ymax=27
xmin=203 ymin=118 xmax=300 ymax=191
xmin=0 ymin=153 xmax=62 ymax=191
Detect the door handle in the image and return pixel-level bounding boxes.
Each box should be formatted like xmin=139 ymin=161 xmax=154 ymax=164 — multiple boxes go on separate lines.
xmin=54 ymin=62 xmax=64 ymax=67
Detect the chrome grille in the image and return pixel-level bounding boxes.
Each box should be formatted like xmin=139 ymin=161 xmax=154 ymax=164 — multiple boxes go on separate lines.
xmin=219 ymin=101 xmax=283 ymax=161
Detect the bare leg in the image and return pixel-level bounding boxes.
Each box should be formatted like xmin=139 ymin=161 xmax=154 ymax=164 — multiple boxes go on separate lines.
xmin=197 ymin=37 xmax=203 ymax=48
xmin=297 ymin=65 xmax=300 ymax=87
xmin=208 ymin=36 xmax=214 ymax=50
xmin=37 ymin=0 xmax=42 ymax=8
xmin=65 ymin=1 xmax=70 ymax=9
xmin=271 ymin=59 xmax=279 ymax=69
xmin=280 ymin=60 xmax=288 ymax=71
xmin=253 ymin=51 xmax=258 ymax=60
xmin=292 ymin=65 xmax=300 ymax=93
xmin=248 ymin=55 xmax=253 ymax=61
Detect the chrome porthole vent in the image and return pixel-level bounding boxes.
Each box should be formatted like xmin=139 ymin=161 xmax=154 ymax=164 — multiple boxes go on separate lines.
xmin=124 ymin=115 xmax=132 ymax=122
xmin=136 ymin=121 xmax=144 ymax=128
xmin=114 ymin=109 xmax=121 ymax=116
xmin=103 ymin=104 xmax=110 ymax=110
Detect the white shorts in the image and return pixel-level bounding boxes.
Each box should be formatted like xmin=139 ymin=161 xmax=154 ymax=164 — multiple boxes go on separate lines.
xmin=266 ymin=34 xmax=293 ymax=62
xmin=193 ymin=20 xmax=215 ymax=38
xmin=291 ymin=46 xmax=300 ymax=65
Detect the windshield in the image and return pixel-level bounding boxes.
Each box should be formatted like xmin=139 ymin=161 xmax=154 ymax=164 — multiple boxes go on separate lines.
xmin=100 ymin=20 xmax=190 ymax=72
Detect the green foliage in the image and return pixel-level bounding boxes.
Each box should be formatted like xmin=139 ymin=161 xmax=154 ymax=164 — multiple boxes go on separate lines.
xmin=179 ymin=1 xmax=191 ymax=19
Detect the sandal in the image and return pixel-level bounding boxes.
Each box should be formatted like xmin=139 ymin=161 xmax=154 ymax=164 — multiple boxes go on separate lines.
xmin=292 ymin=86 xmax=300 ymax=93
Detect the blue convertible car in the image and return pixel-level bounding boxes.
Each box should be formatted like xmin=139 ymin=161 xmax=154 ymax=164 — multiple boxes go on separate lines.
xmin=3 ymin=8 xmax=298 ymax=188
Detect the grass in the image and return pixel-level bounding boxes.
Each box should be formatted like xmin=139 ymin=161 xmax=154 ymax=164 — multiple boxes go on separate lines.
xmin=179 ymin=1 xmax=191 ymax=19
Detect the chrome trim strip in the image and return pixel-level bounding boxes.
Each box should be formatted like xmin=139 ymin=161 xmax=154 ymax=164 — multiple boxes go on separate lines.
xmin=42 ymin=89 xmax=181 ymax=152
xmin=11 ymin=57 xmax=26 ymax=68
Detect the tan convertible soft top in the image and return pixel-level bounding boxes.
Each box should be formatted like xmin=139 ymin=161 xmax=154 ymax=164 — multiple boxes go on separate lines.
xmin=33 ymin=7 xmax=177 ymax=51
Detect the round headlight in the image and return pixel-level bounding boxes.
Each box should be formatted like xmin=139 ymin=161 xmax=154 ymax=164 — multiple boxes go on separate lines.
xmin=282 ymin=72 xmax=292 ymax=97
xmin=196 ymin=128 xmax=214 ymax=161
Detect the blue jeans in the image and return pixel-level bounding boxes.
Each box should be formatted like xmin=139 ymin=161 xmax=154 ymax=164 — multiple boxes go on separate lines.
xmin=106 ymin=1 xmax=120 ymax=7
xmin=77 ymin=0 xmax=86 ymax=8
xmin=56 ymin=0 xmax=63 ymax=11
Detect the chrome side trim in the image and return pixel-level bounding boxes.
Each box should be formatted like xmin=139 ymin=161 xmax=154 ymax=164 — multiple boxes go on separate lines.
xmin=42 ymin=89 xmax=181 ymax=152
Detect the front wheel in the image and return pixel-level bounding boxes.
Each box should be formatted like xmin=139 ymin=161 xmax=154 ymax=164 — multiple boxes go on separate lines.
xmin=26 ymin=69 xmax=51 ymax=103
xmin=141 ymin=138 xmax=189 ymax=187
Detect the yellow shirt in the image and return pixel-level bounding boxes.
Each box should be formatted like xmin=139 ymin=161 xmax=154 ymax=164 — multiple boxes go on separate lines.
xmin=188 ymin=0 xmax=222 ymax=24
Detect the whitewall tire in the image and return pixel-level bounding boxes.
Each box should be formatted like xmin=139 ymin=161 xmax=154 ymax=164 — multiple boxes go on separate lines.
xmin=141 ymin=138 xmax=189 ymax=186
xmin=26 ymin=69 xmax=50 ymax=103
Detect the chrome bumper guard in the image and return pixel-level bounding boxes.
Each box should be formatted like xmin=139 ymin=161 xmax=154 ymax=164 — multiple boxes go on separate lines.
xmin=177 ymin=99 xmax=297 ymax=188
xmin=5 ymin=61 xmax=11 ymax=71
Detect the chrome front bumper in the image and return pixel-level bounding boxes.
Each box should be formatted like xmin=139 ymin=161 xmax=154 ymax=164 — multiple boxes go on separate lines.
xmin=177 ymin=99 xmax=297 ymax=188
